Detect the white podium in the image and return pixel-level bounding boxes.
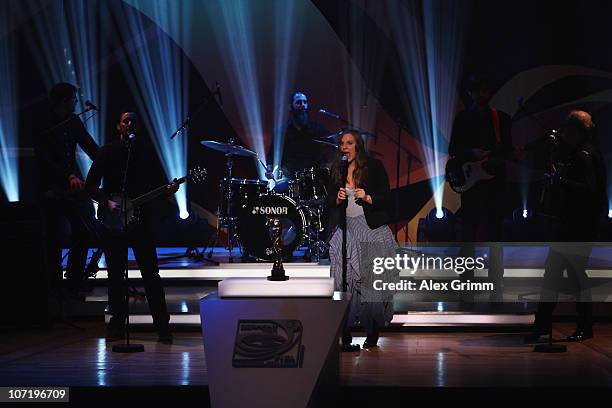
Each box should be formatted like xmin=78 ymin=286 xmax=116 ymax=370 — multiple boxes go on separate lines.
xmin=200 ymin=277 xmax=348 ymax=408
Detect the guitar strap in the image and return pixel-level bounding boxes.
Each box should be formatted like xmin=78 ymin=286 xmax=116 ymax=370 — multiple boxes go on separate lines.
xmin=491 ymin=107 xmax=501 ymax=143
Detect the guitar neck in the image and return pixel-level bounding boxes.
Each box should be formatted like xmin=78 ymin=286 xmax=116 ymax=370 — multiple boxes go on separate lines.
xmin=131 ymin=176 xmax=187 ymax=207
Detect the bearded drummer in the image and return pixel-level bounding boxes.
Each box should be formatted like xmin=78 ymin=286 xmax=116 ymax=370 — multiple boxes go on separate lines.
xmin=265 ymin=91 xmax=334 ymax=183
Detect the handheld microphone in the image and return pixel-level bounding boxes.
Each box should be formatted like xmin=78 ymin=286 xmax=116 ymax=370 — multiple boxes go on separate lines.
xmin=127 ymin=133 xmax=136 ymax=142
xmin=341 ymin=154 xmax=349 ymax=184
xmin=340 ymin=154 xmax=349 ymax=208
xmin=85 ymin=100 xmax=100 ymax=111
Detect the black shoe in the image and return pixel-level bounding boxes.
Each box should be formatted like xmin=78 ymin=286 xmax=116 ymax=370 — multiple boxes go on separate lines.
xmin=342 ymin=343 xmax=360 ymax=352
xmin=363 ymin=334 xmax=379 ymax=349
xmin=565 ymin=330 xmax=593 ymax=342
xmin=523 ymin=330 xmax=548 ymax=344
xmin=158 ymin=330 xmax=173 ymax=344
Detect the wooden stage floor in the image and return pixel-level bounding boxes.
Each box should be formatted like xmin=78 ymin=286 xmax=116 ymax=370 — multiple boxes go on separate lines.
xmin=2 ymin=322 xmax=612 ymax=399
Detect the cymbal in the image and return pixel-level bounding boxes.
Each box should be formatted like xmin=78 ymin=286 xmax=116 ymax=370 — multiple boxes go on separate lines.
xmin=313 ymin=139 xmax=338 ymax=148
xmin=200 ymin=140 xmax=257 ymax=157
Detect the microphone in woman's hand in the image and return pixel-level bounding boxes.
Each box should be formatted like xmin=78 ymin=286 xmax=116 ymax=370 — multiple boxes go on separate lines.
xmin=341 ymin=154 xmax=349 ymax=184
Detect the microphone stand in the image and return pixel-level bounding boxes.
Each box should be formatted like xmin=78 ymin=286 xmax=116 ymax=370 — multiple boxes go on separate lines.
xmin=341 ymin=160 xmax=349 ymax=292
xmin=112 ymin=136 xmax=144 ymax=353
xmin=170 ymin=97 xmax=213 ymax=140
xmin=171 ymin=81 xmax=224 ymax=140
xmin=168 ymin=94 xmax=221 ymax=264
xmin=515 ymin=99 xmax=560 ymax=227
xmin=39 ymin=106 xmax=95 ymax=137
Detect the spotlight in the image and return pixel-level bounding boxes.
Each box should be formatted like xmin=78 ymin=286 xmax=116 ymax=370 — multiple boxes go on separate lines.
xmin=608 ymin=209 xmax=612 ymax=219
xmin=180 ymin=210 xmax=190 ymax=220
xmin=418 ymin=207 xmax=455 ymax=242
xmin=513 ymin=208 xmax=533 ymax=223
xmin=427 ymin=206 xmax=452 ymax=223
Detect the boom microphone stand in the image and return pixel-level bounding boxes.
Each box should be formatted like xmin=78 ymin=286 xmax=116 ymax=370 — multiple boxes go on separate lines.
xmin=112 ymin=134 xmax=144 ymax=353
xmin=171 ymin=84 xmax=224 ymax=264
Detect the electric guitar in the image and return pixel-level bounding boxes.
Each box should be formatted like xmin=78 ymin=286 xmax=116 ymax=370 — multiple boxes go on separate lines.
xmin=97 ymin=166 xmax=207 ymax=231
xmin=446 ymin=139 xmax=542 ymax=193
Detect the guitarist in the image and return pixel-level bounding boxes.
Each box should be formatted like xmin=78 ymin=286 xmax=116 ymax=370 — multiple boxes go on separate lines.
xmin=85 ymin=111 xmax=178 ymax=343
xmin=34 ymin=82 xmax=100 ymax=299
xmin=448 ymin=75 xmax=513 ymax=301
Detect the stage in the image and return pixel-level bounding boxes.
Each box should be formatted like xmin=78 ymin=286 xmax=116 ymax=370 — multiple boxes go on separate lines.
xmin=1 ymin=322 xmax=612 ymax=404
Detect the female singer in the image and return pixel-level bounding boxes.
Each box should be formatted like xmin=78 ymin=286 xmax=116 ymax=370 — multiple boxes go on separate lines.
xmin=327 ymin=129 xmax=397 ymax=351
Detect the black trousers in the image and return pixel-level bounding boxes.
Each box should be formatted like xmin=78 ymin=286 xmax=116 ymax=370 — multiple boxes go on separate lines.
xmin=103 ymin=225 xmax=170 ymax=332
xmin=534 ymin=244 xmax=593 ymax=332
xmin=40 ymin=190 xmax=97 ymax=291
xmin=457 ymin=205 xmax=504 ymax=297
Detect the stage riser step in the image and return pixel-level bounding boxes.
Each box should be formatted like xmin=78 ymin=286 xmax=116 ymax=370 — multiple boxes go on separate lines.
xmin=103 ymin=313 xmax=535 ymax=327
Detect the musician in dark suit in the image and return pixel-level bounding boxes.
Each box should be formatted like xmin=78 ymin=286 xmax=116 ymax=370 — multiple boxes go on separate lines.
xmin=448 ymin=75 xmax=514 ymax=301
xmin=85 ymin=111 xmax=178 ymax=343
xmin=34 ymin=82 xmax=99 ymax=298
xmin=526 ymin=110 xmax=607 ymax=342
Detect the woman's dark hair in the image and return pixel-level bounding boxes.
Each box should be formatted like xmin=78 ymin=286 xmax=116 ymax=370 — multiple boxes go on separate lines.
xmin=331 ymin=129 xmax=368 ymax=187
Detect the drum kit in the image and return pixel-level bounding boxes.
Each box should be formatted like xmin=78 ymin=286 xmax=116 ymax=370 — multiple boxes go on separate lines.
xmin=200 ymin=138 xmax=334 ymax=262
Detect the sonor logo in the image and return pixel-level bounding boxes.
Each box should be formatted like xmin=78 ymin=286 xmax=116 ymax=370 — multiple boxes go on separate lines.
xmin=252 ymin=206 xmax=289 ymax=215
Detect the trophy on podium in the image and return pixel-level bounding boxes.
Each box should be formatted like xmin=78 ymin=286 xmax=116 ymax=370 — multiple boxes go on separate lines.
xmin=267 ymin=218 xmax=288 ymax=281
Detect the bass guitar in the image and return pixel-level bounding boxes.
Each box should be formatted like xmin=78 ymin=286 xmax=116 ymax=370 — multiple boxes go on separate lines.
xmin=97 ymin=166 xmax=207 ymax=230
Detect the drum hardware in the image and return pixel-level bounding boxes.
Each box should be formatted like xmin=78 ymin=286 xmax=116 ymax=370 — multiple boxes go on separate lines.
xmin=300 ymin=203 xmax=330 ymax=262
xmin=199 ymin=135 xmax=334 ymax=262
xmin=294 ymin=167 xmax=330 ymax=206
xmin=200 ymin=138 xmax=258 ymax=262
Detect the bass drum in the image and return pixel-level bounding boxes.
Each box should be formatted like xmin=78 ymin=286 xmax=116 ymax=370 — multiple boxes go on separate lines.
xmin=237 ymin=193 xmax=306 ymax=260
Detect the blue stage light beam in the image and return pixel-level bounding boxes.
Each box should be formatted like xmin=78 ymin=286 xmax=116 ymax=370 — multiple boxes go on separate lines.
xmin=66 ymin=0 xmax=108 ymax=172
xmin=23 ymin=0 xmax=76 ymax=89
xmin=24 ymin=0 xmax=108 ymax=175
xmin=0 ymin=4 xmax=19 ymax=202
xmin=272 ymin=1 xmax=304 ymax=180
xmin=387 ymin=0 xmax=468 ymax=212
xmin=341 ymin=1 xmax=389 ymax=132
xmin=205 ymin=0 xmax=267 ymax=179
xmin=111 ymin=0 xmax=192 ymax=218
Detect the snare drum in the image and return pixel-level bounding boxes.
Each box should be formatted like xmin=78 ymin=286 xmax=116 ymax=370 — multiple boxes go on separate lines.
xmin=219 ymin=178 xmax=268 ymax=220
xmin=237 ymin=193 xmax=306 ymax=260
